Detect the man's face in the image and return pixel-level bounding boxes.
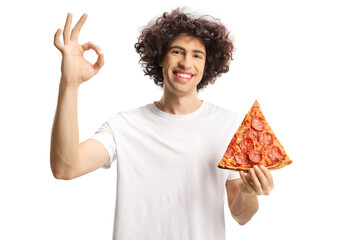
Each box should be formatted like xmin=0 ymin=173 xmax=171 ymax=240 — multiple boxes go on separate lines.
xmin=160 ymin=33 xmax=206 ymax=96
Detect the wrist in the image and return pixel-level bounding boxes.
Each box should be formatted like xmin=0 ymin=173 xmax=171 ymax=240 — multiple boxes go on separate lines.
xmin=60 ymin=76 xmax=81 ymax=88
xmin=59 ymin=81 xmax=80 ymax=94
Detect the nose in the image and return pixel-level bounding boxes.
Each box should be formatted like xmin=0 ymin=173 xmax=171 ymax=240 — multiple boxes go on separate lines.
xmin=178 ymin=54 xmax=192 ymax=70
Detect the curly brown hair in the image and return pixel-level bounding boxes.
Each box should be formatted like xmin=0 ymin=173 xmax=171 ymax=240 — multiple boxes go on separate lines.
xmin=134 ymin=8 xmax=234 ymax=91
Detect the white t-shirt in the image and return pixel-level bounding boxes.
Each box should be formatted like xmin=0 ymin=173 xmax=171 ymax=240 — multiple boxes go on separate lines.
xmin=90 ymin=100 xmax=242 ymax=240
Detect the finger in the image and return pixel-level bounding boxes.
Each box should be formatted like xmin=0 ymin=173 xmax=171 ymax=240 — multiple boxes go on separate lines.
xmin=93 ymin=53 xmax=105 ymax=73
xmin=63 ymin=13 xmax=72 ymax=44
xmin=240 ymin=171 xmax=249 ymax=185
xmin=239 ymin=171 xmax=256 ymax=194
xmin=54 ymin=28 xmax=64 ymax=51
xmin=82 ymin=41 xmax=102 ymax=55
xmin=70 ymin=13 xmax=88 ymax=41
xmin=245 ymin=172 xmax=253 ymax=186
xmin=260 ymin=165 xmax=274 ymax=190
xmin=249 ymin=167 xmax=263 ymax=195
xmin=81 ymin=41 xmax=104 ymax=73
xmin=254 ymin=165 xmax=270 ymax=195
xmin=240 ymin=170 xmax=254 ymax=186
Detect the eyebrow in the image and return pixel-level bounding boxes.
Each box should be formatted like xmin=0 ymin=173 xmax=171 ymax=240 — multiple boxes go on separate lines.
xmin=169 ymin=46 xmax=206 ymax=57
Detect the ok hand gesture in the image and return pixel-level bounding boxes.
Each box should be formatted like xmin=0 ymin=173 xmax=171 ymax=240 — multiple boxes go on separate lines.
xmin=54 ymin=13 xmax=104 ymax=87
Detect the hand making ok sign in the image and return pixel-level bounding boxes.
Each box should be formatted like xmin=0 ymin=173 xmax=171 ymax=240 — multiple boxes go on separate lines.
xmin=54 ymin=13 xmax=104 ymax=87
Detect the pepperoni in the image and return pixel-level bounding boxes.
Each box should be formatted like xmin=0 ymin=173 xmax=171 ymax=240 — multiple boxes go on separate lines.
xmin=259 ymin=132 xmax=273 ymax=146
xmin=224 ymin=146 xmax=235 ymax=159
xmin=235 ymin=150 xmax=250 ymax=165
xmin=251 ymin=117 xmax=265 ymax=131
xmin=267 ymin=146 xmax=283 ymax=162
xmin=243 ymin=128 xmax=258 ymax=141
xmin=239 ymin=138 xmax=254 ymax=153
xmin=230 ymin=134 xmax=237 ymax=145
xmin=249 ymin=149 xmax=262 ymax=163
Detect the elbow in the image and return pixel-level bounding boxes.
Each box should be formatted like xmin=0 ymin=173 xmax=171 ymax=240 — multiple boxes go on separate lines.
xmin=53 ymin=172 xmax=75 ymax=180
xmin=50 ymin=161 xmax=76 ymax=180
xmin=52 ymin=169 xmax=75 ymax=180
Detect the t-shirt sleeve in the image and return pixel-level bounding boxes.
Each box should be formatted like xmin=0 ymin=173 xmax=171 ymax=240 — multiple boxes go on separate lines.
xmin=227 ymin=170 xmax=240 ymax=180
xmin=90 ymin=121 xmax=117 ymax=169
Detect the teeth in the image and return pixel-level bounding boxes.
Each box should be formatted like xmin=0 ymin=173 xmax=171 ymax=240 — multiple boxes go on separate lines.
xmin=176 ymin=73 xmax=192 ymax=78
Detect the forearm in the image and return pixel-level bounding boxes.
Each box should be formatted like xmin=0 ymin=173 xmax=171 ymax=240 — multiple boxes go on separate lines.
xmin=50 ymin=79 xmax=80 ymax=179
xmin=230 ymin=186 xmax=259 ymax=225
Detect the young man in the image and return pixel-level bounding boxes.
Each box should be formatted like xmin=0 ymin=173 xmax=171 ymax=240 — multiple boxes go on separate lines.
xmin=51 ymin=9 xmax=274 ymax=240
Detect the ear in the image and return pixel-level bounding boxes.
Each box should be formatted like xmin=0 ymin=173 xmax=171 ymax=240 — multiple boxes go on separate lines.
xmin=158 ymin=55 xmax=165 ymax=67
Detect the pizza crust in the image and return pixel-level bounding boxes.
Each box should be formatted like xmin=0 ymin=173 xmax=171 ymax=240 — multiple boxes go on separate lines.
xmin=218 ymin=155 xmax=292 ymax=172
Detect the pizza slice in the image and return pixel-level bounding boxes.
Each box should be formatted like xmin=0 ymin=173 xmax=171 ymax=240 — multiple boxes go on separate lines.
xmin=218 ymin=100 xmax=292 ymax=172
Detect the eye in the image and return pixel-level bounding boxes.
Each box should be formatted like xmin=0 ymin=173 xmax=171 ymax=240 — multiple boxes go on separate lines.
xmin=172 ymin=50 xmax=182 ymax=55
xmin=194 ymin=54 xmax=204 ymax=60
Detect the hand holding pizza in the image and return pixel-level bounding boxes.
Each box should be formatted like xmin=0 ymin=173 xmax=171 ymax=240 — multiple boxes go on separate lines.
xmin=239 ymin=165 xmax=274 ymax=195
xmin=54 ymin=13 xmax=104 ymax=87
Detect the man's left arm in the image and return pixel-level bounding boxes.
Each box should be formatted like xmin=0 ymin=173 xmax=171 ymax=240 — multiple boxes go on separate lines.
xmin=226 ymin=165 xmax=274 ymax=225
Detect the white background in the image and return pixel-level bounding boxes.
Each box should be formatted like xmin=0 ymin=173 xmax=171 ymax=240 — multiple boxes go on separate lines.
xmin=0 ymin=0 xmax=359 ymax=239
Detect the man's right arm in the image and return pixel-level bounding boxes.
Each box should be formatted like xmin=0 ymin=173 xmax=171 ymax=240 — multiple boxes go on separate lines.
xmin=50 ymin=13 xmax=106 ymax=180
xmin=50 ymin=82 xmax=109 ymax=180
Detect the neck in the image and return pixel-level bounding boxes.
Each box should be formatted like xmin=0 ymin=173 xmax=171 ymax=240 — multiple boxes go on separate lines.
xmin=155 ymin=89 xmax=203 ymax=115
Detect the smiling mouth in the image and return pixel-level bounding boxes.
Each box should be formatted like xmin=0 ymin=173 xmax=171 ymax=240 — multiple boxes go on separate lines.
xmin=173 ymin=70 xmax=194 ymax=83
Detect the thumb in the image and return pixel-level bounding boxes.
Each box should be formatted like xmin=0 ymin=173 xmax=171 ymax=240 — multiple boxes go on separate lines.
xmin=93 ymin=53 xmax=105 ymax=74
